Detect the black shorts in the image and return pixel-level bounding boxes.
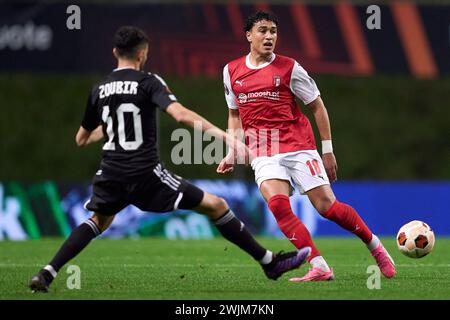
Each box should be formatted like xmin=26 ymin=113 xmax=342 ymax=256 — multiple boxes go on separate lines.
xmin=85 ymin=163 xmax=204 ymax=216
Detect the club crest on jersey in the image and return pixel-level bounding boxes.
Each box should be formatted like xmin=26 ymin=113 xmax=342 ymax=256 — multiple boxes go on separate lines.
xmin=273 ymin=75 xmax=281 ymax=87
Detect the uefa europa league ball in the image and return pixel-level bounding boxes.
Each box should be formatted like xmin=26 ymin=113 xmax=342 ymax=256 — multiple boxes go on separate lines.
xmin=397 ymin=220 xmax=435 ymax=258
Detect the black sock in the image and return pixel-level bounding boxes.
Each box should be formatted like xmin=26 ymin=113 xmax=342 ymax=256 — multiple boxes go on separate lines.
xmin=47 ymin=218 xmax=101 ymax=274
xmin=214 ymin=209 xmax=267 ymax=261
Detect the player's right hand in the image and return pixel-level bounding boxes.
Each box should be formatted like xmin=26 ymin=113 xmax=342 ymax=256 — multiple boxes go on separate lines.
xmin=216 ymin=152 xmax=235 ymax=174
xmin=322 ymin=152 xmax=338 ymax=182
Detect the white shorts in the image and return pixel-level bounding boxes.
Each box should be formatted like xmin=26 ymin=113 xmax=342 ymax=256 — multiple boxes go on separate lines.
xmin=251 ymin=150 xmax=330 ymax=195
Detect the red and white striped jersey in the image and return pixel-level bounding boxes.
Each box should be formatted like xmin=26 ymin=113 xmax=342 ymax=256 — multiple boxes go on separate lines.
xmin=223 ymin=53 xmax=320 ymax=157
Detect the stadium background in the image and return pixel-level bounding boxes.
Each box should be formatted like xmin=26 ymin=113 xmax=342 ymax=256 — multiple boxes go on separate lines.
xmin=1 ymin=0 xmax=449 ymax=241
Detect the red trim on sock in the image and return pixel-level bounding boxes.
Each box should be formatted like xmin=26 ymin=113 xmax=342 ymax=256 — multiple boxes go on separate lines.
xmin=268 ymin=194 xmax=290 ymax=204
xmin=324 ymin=200 xmax=339 ymax=218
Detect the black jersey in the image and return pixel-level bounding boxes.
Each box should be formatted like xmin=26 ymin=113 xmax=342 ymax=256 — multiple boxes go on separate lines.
xmin=81 ymin=68 xmax=177 ymax=182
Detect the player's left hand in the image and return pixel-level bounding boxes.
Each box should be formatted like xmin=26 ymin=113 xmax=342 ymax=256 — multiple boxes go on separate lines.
xmin=322 ymin=153 xmax=338 ymax=183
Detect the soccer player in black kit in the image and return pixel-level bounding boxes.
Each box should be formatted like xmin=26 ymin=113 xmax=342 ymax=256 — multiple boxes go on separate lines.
xmin=29 ymin=26 xmax=311 ymax=293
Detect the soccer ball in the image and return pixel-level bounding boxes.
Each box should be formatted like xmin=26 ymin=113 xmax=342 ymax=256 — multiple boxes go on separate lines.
xmin=396 ymin=220 xmax=435 ymax=258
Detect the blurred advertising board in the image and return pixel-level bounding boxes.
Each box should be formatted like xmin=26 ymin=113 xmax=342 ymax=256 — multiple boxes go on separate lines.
xmin=1 ymin=181 xmax=448 ymax=240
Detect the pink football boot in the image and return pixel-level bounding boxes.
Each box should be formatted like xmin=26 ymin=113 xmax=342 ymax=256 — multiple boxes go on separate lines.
xmin=371 ymin=243 xmax=396 ymax=278
xmin=289 ymin=267 xmax=335 ymax=282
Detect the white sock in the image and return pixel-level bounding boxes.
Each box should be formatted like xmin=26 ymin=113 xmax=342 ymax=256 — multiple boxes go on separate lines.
xmin=310 ymin=256 xmax=330 ymax=272
xmin=44 ymin=265 xmax=57 ymax=278
xmin=259 ymin=250 xmax=273 ymax=265
xmin=367 ymin=234 xmax=380 ymax=251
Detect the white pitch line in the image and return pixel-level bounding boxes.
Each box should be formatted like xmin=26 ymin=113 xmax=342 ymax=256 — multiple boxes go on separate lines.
xmin=0 ymin=263 xmax=42 ymax=267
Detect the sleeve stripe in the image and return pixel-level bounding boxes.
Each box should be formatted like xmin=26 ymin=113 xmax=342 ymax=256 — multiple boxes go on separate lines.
xmin=154 ymin=74 xmax=168 ymax=87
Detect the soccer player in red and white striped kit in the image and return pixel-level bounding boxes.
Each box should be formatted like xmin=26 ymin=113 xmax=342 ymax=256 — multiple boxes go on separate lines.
xmin=217 ymin=11 xmax=396 ymax=281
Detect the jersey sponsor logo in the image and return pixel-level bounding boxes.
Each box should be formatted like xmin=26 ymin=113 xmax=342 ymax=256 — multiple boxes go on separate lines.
xmin=238 ymin=91 xmax=280 ymax=104
xmin=273 ymin=75 xmax=281 ymax=87
xmin=235 ymin=80 xmax=244 ymax=86
xmin=238 ymin=93 xmax=247 ymax=104
xmin=99 ymin=81 xmax=138 ymax=99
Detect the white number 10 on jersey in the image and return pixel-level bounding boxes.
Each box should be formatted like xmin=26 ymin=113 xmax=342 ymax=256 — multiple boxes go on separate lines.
xmin=102 ymin=103 xmax=143 ymax=151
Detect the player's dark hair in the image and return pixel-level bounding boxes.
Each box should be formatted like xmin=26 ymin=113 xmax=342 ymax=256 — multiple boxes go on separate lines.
xmin=113 ymin=26 xmax=149 ymax=59
xmin=244 ymin=11 xmax=279 ymax=32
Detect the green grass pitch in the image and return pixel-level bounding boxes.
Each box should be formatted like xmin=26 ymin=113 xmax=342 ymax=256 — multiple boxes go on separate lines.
xmin=1 ymin=237 xmax=449 ymax=300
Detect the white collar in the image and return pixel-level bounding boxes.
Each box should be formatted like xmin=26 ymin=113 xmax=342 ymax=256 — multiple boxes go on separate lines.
xmin=245 ymin=53 xmax=276 ymax=69
xmin=113 ymin=66 xmax=136 ymax=72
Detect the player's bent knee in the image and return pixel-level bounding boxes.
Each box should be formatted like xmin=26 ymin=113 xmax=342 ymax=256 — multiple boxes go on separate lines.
xmin=204 ymin=195 xmax=229 ymax=219
xmin=316 ymin=197 xmax=336 ymax=216
xmin=215 ymin=197 xmax=229 ymax=213
xmin=268 ymin=194 xmax=291 ymax=213
xmin=208 ymin=196 xmax=228 ymax=217
xmin=307 ymin=186 xmax=336 ymax=215
xmin=91 ymin=213 xmax=115 ymax=233
xmin=196 ymin=193 xmax=228 ymax=217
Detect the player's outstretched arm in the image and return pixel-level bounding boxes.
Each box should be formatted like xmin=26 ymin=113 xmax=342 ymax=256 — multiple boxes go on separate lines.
xmin=165 ymin=102 xmax=248 ymax=161
xmin=306 ymin=96 xmax=338 ymax=182
xmin=75 ymin=125 xmax=104 ymax=147
xmin=217 ymin=109 xmax=244 ymax=174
